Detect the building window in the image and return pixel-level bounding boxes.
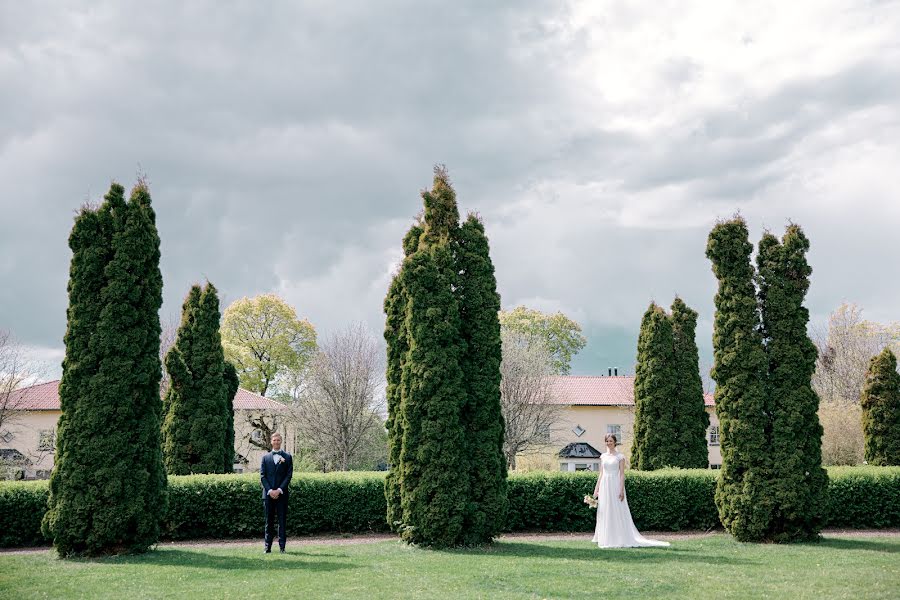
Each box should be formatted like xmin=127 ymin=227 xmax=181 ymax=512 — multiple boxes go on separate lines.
xmin=710 ymin=463 xmax=722 ymax=470
xmin=572 ymin=424 xmax=586 ymax=438
xmin=251 ymin=429 xmax=264 ymax=443
xmin=708 ymin=425 xmax=720 ymax=446
xmin=606 ymin=424 xmax=624 ymax=445
xmin=559 ymin=463 xmax=569 ymax=472
xmin=0 ymin=430 xmax=13 ymax=444
xmin=38 ymin=429 xmax=56 ymax=452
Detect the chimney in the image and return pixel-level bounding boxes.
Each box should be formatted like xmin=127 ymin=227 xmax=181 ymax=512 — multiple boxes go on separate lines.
xmin=608 ymin=368 xmax=612 ymax=376
xmin=614 ymin=368 xmax=618 ymax=376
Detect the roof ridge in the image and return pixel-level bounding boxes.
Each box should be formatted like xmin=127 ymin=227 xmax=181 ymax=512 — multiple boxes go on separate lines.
xmin=554 ymin=374 xmax=633 ymax=379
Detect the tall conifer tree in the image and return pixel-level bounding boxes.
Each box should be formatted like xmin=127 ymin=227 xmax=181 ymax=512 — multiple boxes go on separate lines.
xmin=670 ymin=297 xmax=710 ymax=468
xmin=456 ymin=213 xmax=507 ymax=544
xmin=387 ymin=167 xmax=506 ymax=547
xmin=162 ymin=283 xmax=232 ymax=474
xmin=860 ymin=348 xmax=900 ymax=466
xmin=384 ymin=223 xmax=422 ymax=531
xmin=757 ymin=226 xmax=827 ymax=540
xmin=632 ymin=303 xmax=678 ymax=470
xmin=706 ymin=217 xmax=773 ymax=542
xmin=43 ymin=181 xmax=167 ymax=556
xmin=398 ymin=245 xmax=469 ymax=546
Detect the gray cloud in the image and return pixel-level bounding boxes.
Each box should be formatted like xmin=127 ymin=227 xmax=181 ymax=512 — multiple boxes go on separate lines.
xmin=1 ymin=1 xmax=899 ymax=380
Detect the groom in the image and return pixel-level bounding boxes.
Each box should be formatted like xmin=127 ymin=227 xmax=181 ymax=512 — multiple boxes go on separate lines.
xmin=260 ymin=432 xmax=293 ymax=553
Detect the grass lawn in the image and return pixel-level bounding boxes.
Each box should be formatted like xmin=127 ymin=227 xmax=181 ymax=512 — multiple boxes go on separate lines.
xmin=1 ymin=534 xmax=898 ymax=599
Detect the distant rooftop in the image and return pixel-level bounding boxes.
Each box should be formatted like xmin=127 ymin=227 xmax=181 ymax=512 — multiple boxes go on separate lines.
xmin=6 ymin=380 xmax=287 ymax=412
xmin=550 ymin=375 xmax=714 ymax=407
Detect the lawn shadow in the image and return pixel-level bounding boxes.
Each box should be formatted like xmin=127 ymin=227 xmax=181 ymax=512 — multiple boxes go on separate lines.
xmin=88 ymin=548 xmax=355 ymax=572
xmin=812 ymin=538 xmax=900 ymax=554
xmin=444 ymin=541 xmax=751 ymax=566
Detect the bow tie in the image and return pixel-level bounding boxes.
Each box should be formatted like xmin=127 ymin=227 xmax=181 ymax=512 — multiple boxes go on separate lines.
xmin=273 ymin=451 xmax=283 ymax=456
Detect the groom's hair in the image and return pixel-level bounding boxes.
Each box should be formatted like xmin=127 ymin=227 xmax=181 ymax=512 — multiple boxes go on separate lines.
xmin=271 ymin=432 xmax=283 ymax=441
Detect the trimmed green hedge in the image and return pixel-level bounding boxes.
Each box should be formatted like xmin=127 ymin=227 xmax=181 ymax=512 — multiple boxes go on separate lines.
xmin=823 ymin=466 xmax=900 ymax=528
xmin=2 ymin=467 xmax=898 ymax=548
xmin=0 ymin=480 xmax=49 ymax=547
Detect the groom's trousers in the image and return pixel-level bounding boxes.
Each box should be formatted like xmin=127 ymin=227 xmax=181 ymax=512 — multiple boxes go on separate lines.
xmin=263 ymin=494 xmax=288 ymax=550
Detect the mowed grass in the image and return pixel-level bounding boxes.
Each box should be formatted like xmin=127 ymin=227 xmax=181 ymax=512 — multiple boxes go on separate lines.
xmin=1 ymin=534 xmax=898 ymax=600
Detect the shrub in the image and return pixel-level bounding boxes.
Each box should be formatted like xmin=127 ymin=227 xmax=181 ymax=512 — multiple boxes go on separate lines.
xmin=0 ymin=481 xmax=50 ymax=547
xmin=504 ymin=470 xmax=719 ymax=532
xmin=824 ymin=467 xmax=900 ymax=528
xmin=1 ymin=468 xmax=898 ymax=548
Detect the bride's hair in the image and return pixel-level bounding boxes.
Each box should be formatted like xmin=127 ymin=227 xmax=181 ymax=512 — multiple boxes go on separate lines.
xmin=604 ymin=433 xmax=617 ymax=444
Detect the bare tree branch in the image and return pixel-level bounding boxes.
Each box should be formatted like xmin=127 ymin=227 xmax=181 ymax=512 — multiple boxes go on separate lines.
xmin=292 ymin=323 xmax=385 ymax=471
xmin=812 ymin=303 xmax=900 ymax=405
xmin=500 ymin=330 xmax=564 ymax=469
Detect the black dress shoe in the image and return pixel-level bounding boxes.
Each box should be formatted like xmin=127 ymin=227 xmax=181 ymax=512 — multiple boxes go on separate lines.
xmin=264 ymin=546 xmax=272 ymax=554
xmin=279 ymin=548 xmax=285 ymax=554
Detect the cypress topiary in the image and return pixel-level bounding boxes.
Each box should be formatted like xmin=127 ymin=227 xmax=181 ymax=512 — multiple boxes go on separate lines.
xmin=632 ymin=303 xmax=678 ymax=470
xmin=162 ymin=286 xmax=202 ymax=474
xmin=383 ymin=223 xmax=422 ymax=532
xmin=706 ymin=217 xmax=773 ymax=542
xmin=756 ymin=225 xmax=827 ymax=540
xmin=861 ymin=348 xmax=900 ymax=466
xmin=456 ymin=213 xmax=508 ymax=544
xmin=397 ymin=244 xmax=469 ymax=547
xmin=161 ymin=283 xmax=231 ymax=475
xmin=386 ymin=167 xmax=506 ymax=547
xmin=43 ymin=181 xmax=167 ymax=556
xmin=670 ymin=297 xmax=710 ymax=469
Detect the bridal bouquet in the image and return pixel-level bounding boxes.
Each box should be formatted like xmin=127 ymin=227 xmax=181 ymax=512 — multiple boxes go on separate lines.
xmin=583 ymin=494 xmax=598 ymax=509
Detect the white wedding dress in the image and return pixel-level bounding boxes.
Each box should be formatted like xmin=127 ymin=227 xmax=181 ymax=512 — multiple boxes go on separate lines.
xmin=591 ymin=452 xmax=670 ymax=548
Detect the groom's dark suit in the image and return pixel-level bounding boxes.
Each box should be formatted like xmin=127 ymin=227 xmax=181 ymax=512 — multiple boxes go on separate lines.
xmin=260 ymin=449 xmax=293 ymax=552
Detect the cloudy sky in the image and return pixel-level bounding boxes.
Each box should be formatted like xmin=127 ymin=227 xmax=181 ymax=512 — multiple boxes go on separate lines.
xmin=2 ymin=1 xmax=899 ymax=381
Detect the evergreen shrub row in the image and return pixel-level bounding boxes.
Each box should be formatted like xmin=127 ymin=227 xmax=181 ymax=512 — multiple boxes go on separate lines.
xmin=2 ymin=467 xmax=897 ymax=547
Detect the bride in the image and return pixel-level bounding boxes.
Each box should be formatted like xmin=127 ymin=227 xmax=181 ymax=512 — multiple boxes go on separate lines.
xmin=591 ymin=434 xmax=670 ymax=548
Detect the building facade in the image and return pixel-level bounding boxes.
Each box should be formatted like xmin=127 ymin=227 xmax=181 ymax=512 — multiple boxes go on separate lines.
xmin=0 ymin=380 xmax=288 ymax=479
xmin=544 ymin=375 xmax=720 ymax=471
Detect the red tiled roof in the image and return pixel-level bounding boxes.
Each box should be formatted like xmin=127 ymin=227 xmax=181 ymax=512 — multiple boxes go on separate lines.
xmin=232 ymin=388 xmax=288 ymax=411
xmin=550 ymin=375 xmax=715 ymax=407
xmin=5 ymin=380 xmax=60 ymax=410
xmin=7 ymin=380 xmax=287 ymax=411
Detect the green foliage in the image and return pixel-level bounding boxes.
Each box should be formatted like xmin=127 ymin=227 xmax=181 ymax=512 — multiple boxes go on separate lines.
xmin=223 ymin=362 xmax=240 ymax=472
xmin=861 ymin=348 xmax=900 ymax=465
xmin=756 ymin=225 xmax=828 ymax=541
xmin=383 ymin=224 xmax=421 ymax=532
xmin=7 ymin=468 xmax=897 ymax=548
xmin=220 ymin=294 xmax=317 ymax=396
xmin=504 ymin=470 xmax=720 ymax=532
xmin=708 ymin=219 xmax=828 ymax=542
xmin=43 ymin=181 xmax=167 ymax=556
xmin=670 ymin=298 xmax=710 ymax=468
xmin=387 ymin=168 xmax=507 ymax=547
xmin=632 ymin=303 xmax=678 ymax=470
xmin=162 ymin=283 xmax=234 ymax=475
xmin=456 ymin=214 xmax=508 ymax=545
xmin=823 ymin=466 xmax=900 ymax=528
xmin=419 ymin=165 xmax=460 ymax=248
xmin=498 ymin=306 xmax=587 ymax=375
xmin=397 ymin=246 xmax=469 ymax=547
xmin=632 ymin=299 xmax=709 ymax=471
xmin=706 ymin=217 xmax=773 ymax=542
xmin=0 ymin=481 xmax=50 ymax=547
